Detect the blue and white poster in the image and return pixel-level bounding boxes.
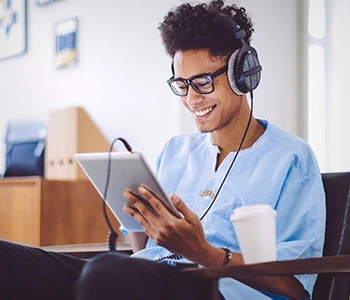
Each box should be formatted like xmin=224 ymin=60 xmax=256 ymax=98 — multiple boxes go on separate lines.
xmin=0 ymin=0 xmax=27 ymax=61
xmin=55 ymin=18 xmax=78 ymax=68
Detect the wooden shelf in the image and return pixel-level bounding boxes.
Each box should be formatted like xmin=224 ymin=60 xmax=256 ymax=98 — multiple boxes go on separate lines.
xmin=0 ymin=177 xmax=124 ymax=246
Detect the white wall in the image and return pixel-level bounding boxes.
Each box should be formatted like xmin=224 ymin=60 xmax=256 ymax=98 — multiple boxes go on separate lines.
xmin=0 ymin=0 xmax=300 ymax=174
xmin=325 ymin=0 xmax=350 ymax=172
xmin=236 ymin=0 xmax=300 ymax=135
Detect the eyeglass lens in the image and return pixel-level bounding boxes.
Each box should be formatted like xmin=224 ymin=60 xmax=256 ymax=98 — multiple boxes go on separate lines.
xmin=168 ymin=65 xmax=227 ymax=97
xmin=170 ymin=77 xmax=213 ymax=96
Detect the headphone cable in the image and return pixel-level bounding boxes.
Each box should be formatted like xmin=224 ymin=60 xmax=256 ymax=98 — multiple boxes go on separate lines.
xmin=199 ymin=91 xmax=254 ymax=221
xmin=103 ymin=137 xmax=133 ymax=252
xmin=157 ymin=92 xmax=255 ymax=262
xmin=102 ymin=93 xmax=254 ymax=251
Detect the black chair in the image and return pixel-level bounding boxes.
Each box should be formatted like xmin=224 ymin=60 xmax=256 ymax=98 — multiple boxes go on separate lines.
xmin=186 ymin=172 xmax=350 ymax=300
xmin=312 ymin=172 xmax=350 ymax=299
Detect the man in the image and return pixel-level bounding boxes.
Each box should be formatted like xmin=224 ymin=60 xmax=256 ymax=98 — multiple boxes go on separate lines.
xmin=0 ymin=1 xmax=325 ymax=299
xmin=76 ymin=1 xmax=324 ymax=299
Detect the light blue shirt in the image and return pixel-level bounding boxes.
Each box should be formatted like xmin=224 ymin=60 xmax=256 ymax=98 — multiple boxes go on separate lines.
xmin=131 ymin=120 xmax=326 ymax=299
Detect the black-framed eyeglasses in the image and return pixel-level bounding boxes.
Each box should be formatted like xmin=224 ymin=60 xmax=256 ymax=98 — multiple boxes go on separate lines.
xmin=167 ymin=65 xmax=228 ymax=97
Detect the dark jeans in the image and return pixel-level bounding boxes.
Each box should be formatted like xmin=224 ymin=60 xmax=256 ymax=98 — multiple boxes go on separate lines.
xmin=0 ymin=240 xmax=219 ymax=300
xmin=0 ymin=240 xmax=85 ymax=300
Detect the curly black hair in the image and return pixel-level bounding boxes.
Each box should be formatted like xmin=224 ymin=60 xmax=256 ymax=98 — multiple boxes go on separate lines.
xmin=159 ymin=0 xmax=254 ymax=59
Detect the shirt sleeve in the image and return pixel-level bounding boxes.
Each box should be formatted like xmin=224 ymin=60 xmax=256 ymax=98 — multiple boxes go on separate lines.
xmin=275 ymin=174 xmax=325 ymax=260
xmin=275 ymin=171 xmax=326 ymax=294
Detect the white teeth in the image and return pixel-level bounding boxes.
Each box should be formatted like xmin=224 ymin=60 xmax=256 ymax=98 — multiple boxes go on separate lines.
xmin=194 ymin=106 xmax=213 ymax=117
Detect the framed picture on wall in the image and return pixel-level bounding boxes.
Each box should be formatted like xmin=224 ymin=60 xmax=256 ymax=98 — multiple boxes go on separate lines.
xmin=55 ymin=17 xmax=78 ymax=69
xmin=0 ymin=0 xmax=27 ymax=61
xmin=36 ymin=0 xmax=60 ymax=6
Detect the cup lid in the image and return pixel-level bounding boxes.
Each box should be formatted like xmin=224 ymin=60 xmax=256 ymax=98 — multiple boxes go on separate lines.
xmin=230 ymin=204 xmax=276 ymax=221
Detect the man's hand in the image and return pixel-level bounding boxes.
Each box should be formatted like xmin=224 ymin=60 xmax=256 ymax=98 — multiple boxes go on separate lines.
xmin=122 ymin=185 xmax=220 ymax=265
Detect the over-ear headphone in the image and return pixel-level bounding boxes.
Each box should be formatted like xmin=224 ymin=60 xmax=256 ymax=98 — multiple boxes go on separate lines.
xmin=227 ymin=19 xmax=262 ymax=95
xmin=169 ymin=18 xmax=262 ymax=96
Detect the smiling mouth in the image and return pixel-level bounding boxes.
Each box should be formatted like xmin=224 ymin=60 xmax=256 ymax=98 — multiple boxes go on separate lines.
xmin=193 ymin=105 xmax=215 ymax=118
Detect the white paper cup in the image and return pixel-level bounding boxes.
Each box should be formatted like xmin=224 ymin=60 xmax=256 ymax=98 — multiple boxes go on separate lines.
xmin=230 ymin=204 xmax=277 ymax=264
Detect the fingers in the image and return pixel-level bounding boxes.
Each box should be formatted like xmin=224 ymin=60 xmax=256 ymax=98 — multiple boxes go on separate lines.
xmin=123 ymin=186 xmax=167 ymax=218
xmin=138 ymin=185 xmax=169 ymax=216
xmin=123 ymin=204 xmax=150 ymax=229
xmin=123 ymin=189 xmax=150 ymax=218
xmin=170 ymin=194 xmax=199 ymax=223
xmin=123 ymin=186 xmax=168 ymax=234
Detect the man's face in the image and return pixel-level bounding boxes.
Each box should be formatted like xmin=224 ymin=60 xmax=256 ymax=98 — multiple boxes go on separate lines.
xmin=173 ymin=49 xmax=242 ymax=134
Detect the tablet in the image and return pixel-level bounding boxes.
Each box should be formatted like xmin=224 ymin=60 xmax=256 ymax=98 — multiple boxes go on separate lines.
xmin=75 ymin=151 xmax=180 ymax=232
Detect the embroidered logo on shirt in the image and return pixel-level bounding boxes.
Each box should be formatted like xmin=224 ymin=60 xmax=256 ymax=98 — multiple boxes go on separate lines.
xmin=200 ymin=190 xmax=216 ymax=199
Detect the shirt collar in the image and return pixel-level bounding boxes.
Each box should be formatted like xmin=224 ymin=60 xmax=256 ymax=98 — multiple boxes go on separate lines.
xmin=205 ymin=119 xmax=269 ymax=154
xmin=206 ymin=133 xmax=221 ymax=154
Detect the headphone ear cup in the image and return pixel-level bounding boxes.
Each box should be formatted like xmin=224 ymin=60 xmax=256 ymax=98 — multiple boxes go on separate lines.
xmin=241 ymin=51 xmax=261 ymax=92
xmin=227 ymin=49 xmax=244 ymax=95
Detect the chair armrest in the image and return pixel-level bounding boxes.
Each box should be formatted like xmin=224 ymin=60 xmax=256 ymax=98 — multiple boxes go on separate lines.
xmin=182 ymin=255 xmax=350 ymax=300
xmin=182 ymin=255 xmax=350 ymax=279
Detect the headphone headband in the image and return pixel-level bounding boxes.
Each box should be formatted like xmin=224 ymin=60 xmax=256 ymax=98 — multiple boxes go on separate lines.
xmin=230 ymin=18 xmax=246 ymax=40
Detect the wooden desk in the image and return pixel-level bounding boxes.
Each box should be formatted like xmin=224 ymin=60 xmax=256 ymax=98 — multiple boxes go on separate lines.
xmin=0 ymin=177 xmax=124 ymax=246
